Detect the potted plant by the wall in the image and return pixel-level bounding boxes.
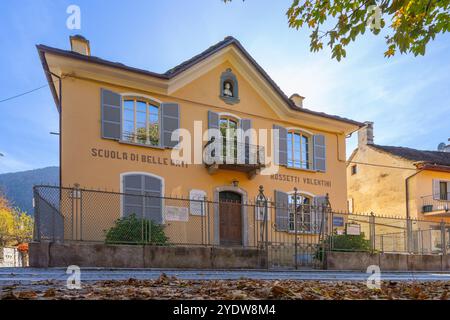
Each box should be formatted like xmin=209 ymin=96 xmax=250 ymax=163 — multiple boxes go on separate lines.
xmin=104 ymin=214 xmax=168 ymax=245
xmin=422 ymin=205 xmax=433 ymax=213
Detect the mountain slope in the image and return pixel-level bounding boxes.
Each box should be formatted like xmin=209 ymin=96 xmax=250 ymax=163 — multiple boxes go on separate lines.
xmin=0 ymin=167 xmax=59 ymax=215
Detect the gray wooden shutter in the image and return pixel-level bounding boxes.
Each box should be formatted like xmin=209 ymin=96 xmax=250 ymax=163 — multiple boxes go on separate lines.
xmin=143 ymin=175 xmax=163 ymax=224
xmin=207 ymin=111 xmax=220 ymax=163
xmin=123 ymin=174 xmax=163 ymax=224
xmin=161 ymin=103 xmax=180 ymax=148
xmin=313 ymin=196 xmax=329 ymax=234
xmin=273 ymin=125 xmax=287 ymax=166
xmin=208 ymin=111 xmax=219 ymax=131
xmin=241 ymin=119 xmax=251 ymax=164
xmin=433 ymin=180 xmax=440 ymax=200
xmin=313 ymin=134 xmax=326 ymax=172
xmin=274 ymin=190 xmax=289 ymax=231
xmin=101 ymin=88 xmax=122 ymax=140
xmin=123 ymin=174 xmax=144 ymax=218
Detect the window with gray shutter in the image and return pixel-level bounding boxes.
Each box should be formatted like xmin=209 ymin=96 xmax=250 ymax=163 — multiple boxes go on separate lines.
xmin=161 ymin=103 xmax=180 ymax=148
xmin=273 ymin=125 xmax=287 ymax=166
xmin=208 ymin=111 xmax=219 ymax=131
xmin=241 ymin=119 xmax=251 ymax=164
xmin=123 ymin=174 xmax=163 ymax=224
xmin=275 ymin=190 xmax=289 ymax=231
xmin=101 ymin=89 xmax=122 ymax=140
xmin=433 ymin=180 xmax=440 ymax=200
xmin=313 ymin=134 xmax=326 ymax=172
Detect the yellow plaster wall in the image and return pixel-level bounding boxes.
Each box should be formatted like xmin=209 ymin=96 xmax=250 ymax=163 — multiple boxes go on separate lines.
xmin=347 ymin=146 xmax=416 ymax=217
xmin=348 ymin=145 xmax=450 ymax=223
xmin=58 ymin=61 xmax=350 ymax=242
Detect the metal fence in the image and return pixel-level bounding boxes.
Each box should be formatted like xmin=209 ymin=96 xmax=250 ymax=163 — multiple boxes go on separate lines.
xmin=327 ymin=211 xmax=450 ymax=255
xmin=33 ymin=185 xmax=450 ymax=270
xmin=33 ymin=185 xmax=271 ymax=247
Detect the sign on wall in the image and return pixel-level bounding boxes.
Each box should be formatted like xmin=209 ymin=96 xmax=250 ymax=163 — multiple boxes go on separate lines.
xmin=189 ymin=189 xmax=207 ymax=216
xmin=333 ymin=216 xmax=344 ymax=227
xmin=346 ymin=223 xmax=361 ymax=236
xmin=165 ymin=206 xmax=189 ymax=222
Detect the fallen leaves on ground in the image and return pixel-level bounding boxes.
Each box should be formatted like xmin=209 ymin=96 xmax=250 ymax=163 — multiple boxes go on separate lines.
xmin=1 ymin=276 xmax=449 ymax=300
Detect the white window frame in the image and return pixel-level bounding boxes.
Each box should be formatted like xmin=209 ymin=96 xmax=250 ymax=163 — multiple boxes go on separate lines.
xmin=287 ymin=190 xmax=315 ymax=233
xmin=286 ymin=128 xmax=313 ymax=170
xmin=219 ymin=114 xmax=240 ymax=162
xmin=121 ymin=95 xmax=161 ymax=147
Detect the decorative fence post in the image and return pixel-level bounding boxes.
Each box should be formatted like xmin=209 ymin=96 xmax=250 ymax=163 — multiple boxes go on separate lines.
xmin=369 ymin=212 xmax=376 ymax=253
xmin=293 ymin=187 xmax=298 ymax=270
xmin=441 ymin=220 xmax=447 ymax=256
xmin=256 ymin=185 xmax=268 ymax=248
xmin=256 ymin=185 xmax=269 ymax=269
xmin=406 ymin=218 xmax=413 ymax=253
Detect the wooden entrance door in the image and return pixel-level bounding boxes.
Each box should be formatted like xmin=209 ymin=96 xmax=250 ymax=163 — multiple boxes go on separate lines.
xmin=219 ymin=191 xmax=242 ymax=246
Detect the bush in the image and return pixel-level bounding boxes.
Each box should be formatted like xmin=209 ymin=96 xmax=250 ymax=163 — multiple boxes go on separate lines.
xmin=328 ymin=232 xmax=371 ymax=252
xmin=105 ymin=214 xmax=168 ymax=245
xmin=314 ymin=232 xmax=371 ymax=262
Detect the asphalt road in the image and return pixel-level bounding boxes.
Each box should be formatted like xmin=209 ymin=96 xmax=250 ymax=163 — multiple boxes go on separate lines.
xmin=1 ymin=268 xmax=450 ymax=288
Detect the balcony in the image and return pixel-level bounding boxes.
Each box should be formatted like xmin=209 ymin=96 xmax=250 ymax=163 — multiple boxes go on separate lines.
xmin=421 ymin=194 xmax=450 ymax=216
xmin=203 ymin=139 xmax=265 ymax=179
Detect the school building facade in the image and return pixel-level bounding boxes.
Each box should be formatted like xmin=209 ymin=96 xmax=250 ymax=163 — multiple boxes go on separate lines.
xmin=36 ymin=35 xmax=363 ymax=246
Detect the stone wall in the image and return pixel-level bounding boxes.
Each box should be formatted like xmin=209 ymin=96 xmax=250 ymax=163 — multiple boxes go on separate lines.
xmin=326 ymin=251 xmax=449 ymax=271
xmin=29 ymin=242 xmax=267 ymax=269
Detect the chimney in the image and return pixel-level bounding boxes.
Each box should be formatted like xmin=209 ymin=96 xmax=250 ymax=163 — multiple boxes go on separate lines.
xmin=70 ymin=35 xmax=91 ymax=56
xmin=289 ymin=93 xmax=305 ymax=108
xmin=358 ymin=121 xmax=374 ymax=147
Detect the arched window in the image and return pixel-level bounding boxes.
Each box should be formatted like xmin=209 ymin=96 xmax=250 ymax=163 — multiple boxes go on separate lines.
xmin=288 ymin=193 xmax=312 ymax=232
xmin=287 ymin=130 xmax=312 ymax=169
xmin=219 ymin=115 xmax=239 ymax=161
xmin=122 ymin=97 xmax=160 ymax=146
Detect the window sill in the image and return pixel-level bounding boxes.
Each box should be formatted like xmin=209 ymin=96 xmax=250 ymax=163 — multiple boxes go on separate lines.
xmin=219 ymin=95 xmax=240 ymax=105
xmin=285 ymin=165 xmax=317 ymax=173
xmin=118 ymin=140 xmax=166 ymax=150
xmin=287 ymin=230 xmax=319 ymax=235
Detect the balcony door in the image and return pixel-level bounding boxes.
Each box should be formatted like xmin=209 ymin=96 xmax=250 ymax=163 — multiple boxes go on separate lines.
xmin=219 ymin=117 xmax=238 ymax=163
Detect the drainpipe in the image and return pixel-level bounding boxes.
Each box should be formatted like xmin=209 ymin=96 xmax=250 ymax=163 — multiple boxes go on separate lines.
xmin=405 ymin=168 xmax=423 ymax=219
xmin=405 ymin=167 xmax=423 ymax=253
xmin=49 ymin=72 xmax=62 ymax=189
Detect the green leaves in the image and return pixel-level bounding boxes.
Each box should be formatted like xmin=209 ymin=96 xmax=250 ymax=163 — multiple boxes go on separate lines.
xmin=286 ymin=0 xmax=449 ymax=60
xmin=223 ymin=0 xmax=449 ymax=60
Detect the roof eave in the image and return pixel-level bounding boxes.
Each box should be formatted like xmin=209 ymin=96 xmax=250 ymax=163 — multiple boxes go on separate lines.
xmin=37 ymin=45 xmax=60 ymax=112
xmin=414 ymin=163 xmax=450 ymax=172
xmin=36 ymin=39 xmax=365 ymax=127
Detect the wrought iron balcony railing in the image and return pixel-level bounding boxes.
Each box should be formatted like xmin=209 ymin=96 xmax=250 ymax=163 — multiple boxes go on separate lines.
xmin=204 ymin=139 xmax=265 ymax=166
xmin=422 ymin=193 xmax=450 ymax=213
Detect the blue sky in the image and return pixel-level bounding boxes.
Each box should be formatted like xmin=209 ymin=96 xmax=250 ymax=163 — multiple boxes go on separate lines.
xmin=0 ymin=0 xmax=449 ymax=174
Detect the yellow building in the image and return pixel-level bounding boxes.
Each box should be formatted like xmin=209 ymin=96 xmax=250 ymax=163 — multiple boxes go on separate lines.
xmin=348 ymin=122 xmax=450 ymax=222
xmin=36 ymin=35 xmax=363 ymax=247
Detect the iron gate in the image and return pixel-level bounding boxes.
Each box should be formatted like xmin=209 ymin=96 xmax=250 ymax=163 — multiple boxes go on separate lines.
xmin=265 ymin=188 xmax=331 ymax=269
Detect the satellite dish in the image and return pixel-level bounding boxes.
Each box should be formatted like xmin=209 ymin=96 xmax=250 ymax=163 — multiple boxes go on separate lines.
xmin=438 ymin=142 xmax=446 ymax=151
